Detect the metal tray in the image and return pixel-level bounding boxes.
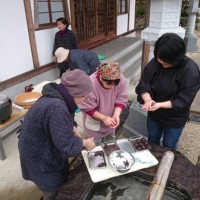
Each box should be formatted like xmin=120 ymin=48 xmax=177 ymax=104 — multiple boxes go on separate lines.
xmin=102 ymin=141 xmax=120 ymax=156
xmin=116 ymin=138 xmax=136 ymax=154
xmin=87 ymin=150 xmax=107 ymax=169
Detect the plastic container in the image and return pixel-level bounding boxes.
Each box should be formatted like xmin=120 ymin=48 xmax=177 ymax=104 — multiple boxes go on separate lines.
xmin=75 ymin=107 xmax=81 ymax=113
xmin=97 ymin=55 xmax=105 ymax=60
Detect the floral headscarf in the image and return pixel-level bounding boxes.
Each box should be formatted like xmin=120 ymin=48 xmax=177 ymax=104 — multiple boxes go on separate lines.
xmin=97 ymin=62 xmax=121 ymax=80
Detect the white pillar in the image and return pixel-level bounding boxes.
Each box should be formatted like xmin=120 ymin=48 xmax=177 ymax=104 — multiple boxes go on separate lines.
xmin=184 ymin=0 xmax=199 ymax=51
xmin=141 ymin=0 xmax=185 ymax=61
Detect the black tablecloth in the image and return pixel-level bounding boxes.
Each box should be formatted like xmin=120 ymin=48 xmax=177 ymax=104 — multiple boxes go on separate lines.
xmin=56 ymin=144 xmax=200 ymax=200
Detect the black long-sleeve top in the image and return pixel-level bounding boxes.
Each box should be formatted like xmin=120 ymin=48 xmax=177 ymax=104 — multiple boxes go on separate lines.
xmin=53 ymin=28 xmax=78 ymax=71
xmin=53 ymin=28 xmax=78 ymax=55
xmin=136 ymin=57 xmax=200 ymax=128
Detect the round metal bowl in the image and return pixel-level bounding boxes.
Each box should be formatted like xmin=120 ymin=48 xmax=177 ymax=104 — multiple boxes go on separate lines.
xmin=108 ymin=150 xmax=135 ymax=173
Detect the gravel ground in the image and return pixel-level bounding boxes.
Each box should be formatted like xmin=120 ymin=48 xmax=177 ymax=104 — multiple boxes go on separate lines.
xmin=180 ymin=30 xmax=200 ymax=165
xmin=178 ymin=122 xmax=200 ymax=165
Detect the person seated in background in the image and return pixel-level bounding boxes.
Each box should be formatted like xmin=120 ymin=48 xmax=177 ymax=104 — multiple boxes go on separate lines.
xmin=55 ymin=47 xmax=100 ymax=76
xmin=18 ymin=69 xmax=96 ymax=200
xmin=135 ymin=33 xmax=200 ymax=150
xmin=52 ymin=17 xmax=78 ymax=77
xmin=79 ymin=62 xmax=128 ymax=145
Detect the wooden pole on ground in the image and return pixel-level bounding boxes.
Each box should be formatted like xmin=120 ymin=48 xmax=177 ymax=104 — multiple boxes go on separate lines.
xmin=146 ymin=151 xmax=175 ymax=200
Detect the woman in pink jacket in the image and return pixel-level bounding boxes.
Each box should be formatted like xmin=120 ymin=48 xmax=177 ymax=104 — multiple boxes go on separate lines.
xmin=79 ymin=62 xmax=128 ymax=145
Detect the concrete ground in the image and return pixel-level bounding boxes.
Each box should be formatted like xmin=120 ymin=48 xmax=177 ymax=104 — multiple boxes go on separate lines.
xmin=186 ymin=31 xmax=200 ymax=114
xmin=177 ymin=31 xmax=200 ymax=165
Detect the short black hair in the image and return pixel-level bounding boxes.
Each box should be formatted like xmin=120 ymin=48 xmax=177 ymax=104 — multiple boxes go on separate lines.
xmin=102 ymin=78 xmax=120 ymax=85
xmin=154 ymin=33 xmax=186 ymax=65
xmin=56 ymin=17 xmax=69 ymax=27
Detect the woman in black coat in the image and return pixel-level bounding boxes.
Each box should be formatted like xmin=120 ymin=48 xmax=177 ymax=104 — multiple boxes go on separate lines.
xmin=136 ymin=33 xmax=200 ymax=150
xmin=53 ymin=17 xmax=78 ymax=77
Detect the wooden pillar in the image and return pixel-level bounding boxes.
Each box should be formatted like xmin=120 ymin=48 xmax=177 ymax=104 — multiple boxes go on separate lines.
xmin=146 ymin=151 xmax=175 ymax=200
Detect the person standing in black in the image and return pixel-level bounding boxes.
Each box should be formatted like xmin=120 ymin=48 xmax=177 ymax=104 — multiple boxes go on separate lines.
xmin=53 ymin=17 xmax=78 ymax=77
xmin=136 ymin=33 xmax=200 ymax=150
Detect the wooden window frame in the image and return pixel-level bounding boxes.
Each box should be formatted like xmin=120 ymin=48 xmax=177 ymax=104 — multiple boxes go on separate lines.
xmin=118 ymin=0 xmax=128 ymax=15
xmin=34 ymin=0 xmax=70 ymax=30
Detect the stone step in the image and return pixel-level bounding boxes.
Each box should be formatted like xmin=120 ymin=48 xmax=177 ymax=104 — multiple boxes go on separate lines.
xmin=92 ymin=37 xmax=142 ymax=62
xmin=122 ymin=53 xmax=142 ymax=75
xmin=91 ymin=36 xmax=143 ymax=84
xmin=117 ymin=45 xmax=142 ymax=83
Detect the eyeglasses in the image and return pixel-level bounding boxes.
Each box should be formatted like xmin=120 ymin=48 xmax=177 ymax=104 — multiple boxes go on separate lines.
xmin=102 ymin=78 xmax=120 ymax=85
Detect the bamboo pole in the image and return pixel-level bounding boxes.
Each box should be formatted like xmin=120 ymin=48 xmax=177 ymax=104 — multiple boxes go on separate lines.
xmin=146 ymin=151 xmax=175 ymax=200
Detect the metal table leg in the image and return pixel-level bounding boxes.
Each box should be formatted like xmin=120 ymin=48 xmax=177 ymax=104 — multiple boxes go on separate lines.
xmin=0 ymin=137 xmax=6 ymax=160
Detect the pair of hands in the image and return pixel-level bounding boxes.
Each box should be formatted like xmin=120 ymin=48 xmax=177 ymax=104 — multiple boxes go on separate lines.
xmin=102 ymin=114 xmax=120 ymax=128
xmin=73 ymin=126 xmax=96 ymax=151
xmin=82 ymin=114 xmax=120 ymax=151
xmin=142 ymin=99 xmax=161 ymax=111
xmin=142 ymin=99 xmax=172 ymax=111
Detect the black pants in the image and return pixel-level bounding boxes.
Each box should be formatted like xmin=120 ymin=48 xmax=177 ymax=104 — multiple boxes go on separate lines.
xmin=58 ymin=62 xmax=70 ymax=78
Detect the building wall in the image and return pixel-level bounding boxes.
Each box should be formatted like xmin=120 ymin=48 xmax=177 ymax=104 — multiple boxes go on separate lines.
xmin=117 ymin=0 xmax=136 ymax=35
xmin=0 ymin=0 xmax=136 ymax=100
xmin=129 ymin=0 xmax=136 ymax=30
xmin=0 ymin=0 xmax=33 ymax=82
xmin=35 ymin=29 xmax=57 ymax=66
xmin=117 ymin=14 xmax=129 ymax=35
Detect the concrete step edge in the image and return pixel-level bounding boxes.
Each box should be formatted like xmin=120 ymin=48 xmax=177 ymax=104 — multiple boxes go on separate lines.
xmin=121 ymin=50 xmax=143 ymax=73
xmin=102 ymin=39 xmax=143 ymax=62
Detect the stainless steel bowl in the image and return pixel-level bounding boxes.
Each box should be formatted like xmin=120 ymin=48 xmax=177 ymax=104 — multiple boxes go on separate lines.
xmin=108 ymin=150 xmax=135 ymax=173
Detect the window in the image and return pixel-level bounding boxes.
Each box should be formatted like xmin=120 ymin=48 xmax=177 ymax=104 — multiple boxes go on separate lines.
xmin=73 ymin=0 xmax=116 ymax=46
xmin=35 ymin=0 xmax=67 ymax=29
xmin=118 ymin=0 xmax=127 ymax=14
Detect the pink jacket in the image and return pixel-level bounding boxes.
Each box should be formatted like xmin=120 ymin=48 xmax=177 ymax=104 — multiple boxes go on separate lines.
xmin=79 ymin=73 xmax=128 ymax=139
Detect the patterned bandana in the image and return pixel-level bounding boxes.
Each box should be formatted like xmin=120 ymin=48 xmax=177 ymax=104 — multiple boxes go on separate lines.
xmin=97 ymin=62 xmax=121 ymax=80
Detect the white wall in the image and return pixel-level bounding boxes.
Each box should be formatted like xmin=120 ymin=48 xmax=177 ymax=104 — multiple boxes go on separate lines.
xmin=129 ymin=0 xmax=136 ymax=30
xmin=116 ymin=0 xmax=136 ymax=36
xmin=0 ymin=0 xmax=33 ymax=82
xmin=117 ymin=14 xmax=128 ymax=36
xmin=35 ymin=28 xmax=57 ymax=65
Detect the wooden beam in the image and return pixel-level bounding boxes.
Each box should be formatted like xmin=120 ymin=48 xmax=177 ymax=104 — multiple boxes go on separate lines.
xmin=127 ymin=0 xmax=130 ymax=32
xmin=146 ymin=151 xmax=175 ymax=200
xmin=144 ymin=0 xmax=150 ymax=28
xmin=23 ymin=0 xmax=40 ymax=69
xmin=63 ymin=0 xmax=70 ymax=23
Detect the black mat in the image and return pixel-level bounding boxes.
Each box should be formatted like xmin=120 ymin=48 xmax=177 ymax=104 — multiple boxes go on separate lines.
xmin=56 ymin=144 xmax=200 ymax=200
